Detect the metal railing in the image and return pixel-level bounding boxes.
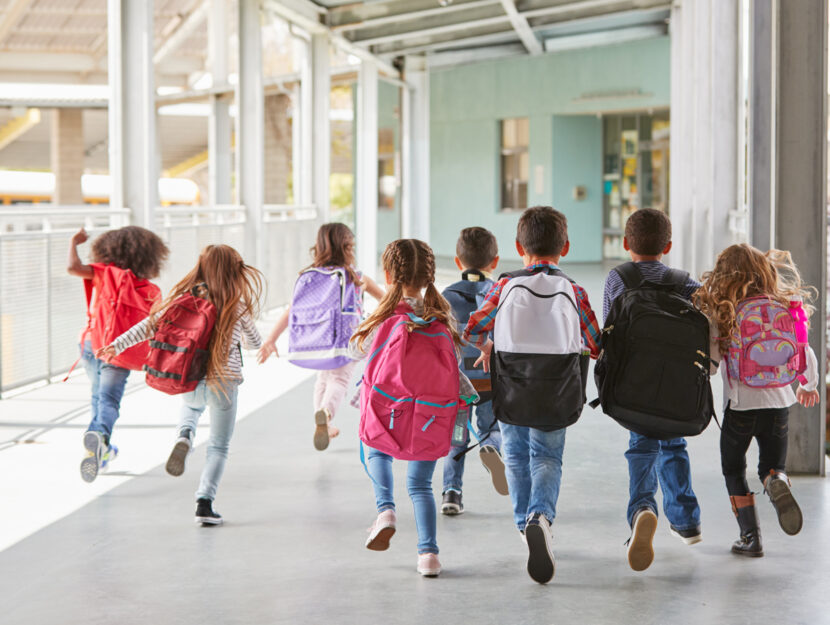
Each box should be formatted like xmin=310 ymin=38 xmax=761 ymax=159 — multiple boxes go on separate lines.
xmin=0 ymin=203 xmax=321 ymax=396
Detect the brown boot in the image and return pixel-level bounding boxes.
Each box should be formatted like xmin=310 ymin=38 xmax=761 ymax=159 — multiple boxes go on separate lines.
xmin=730 ymin=494 xmax=763 ymax=557
xmin=763 ymin=470 xmax=803 ymax=536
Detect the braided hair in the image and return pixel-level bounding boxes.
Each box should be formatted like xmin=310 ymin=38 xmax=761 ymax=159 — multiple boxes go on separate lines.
xmin=351 ymin=239 xmax=462 ymax=350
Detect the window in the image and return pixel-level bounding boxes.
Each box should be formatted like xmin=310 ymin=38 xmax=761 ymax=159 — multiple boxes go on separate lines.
xmin=500 ymin=117 xmax=529 ymax=211
xmin=378 ymin=128 xmax=397 ymax=211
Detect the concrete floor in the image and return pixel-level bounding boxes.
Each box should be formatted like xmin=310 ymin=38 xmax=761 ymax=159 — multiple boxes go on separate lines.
xmin=2 ymin=264 xmax=829 ymax=625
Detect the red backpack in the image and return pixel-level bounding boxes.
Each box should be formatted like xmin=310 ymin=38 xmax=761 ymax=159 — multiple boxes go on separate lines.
xmin=85 ymin=263 xmax=161 ymax=371
xmin=144 ymin=285 xmax=217 ymax=395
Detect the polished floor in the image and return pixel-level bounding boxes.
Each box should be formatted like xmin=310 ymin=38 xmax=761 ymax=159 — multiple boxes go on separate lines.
xmin=2 ymin=264 xmax=828 ymax=625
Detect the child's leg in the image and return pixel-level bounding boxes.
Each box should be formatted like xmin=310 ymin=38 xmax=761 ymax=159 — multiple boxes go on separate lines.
xmin=91 ymin=363 xmax=130 ymax=441
xmin=721 ymin=406 xmax=763 ymax=554
xmin=625 ymin=432 xmax=661 ymax=525
xmin=476 ymin=401 xmax=508 ymax=496
xmin=178 ymin=380 xmax=208 ymax=438
xmin=366 ymin=448 xmax=396 ymax=512
xmin=500 ymin=423 xmax=532 ymax=530
xmin=194 ymin=381 xmax=239 ymax=502
xmin=442 ymin=406 xmax=469 ymax=493
xmin=755 ymin=408 xmax=802 ymax=535
xmin=80 ymin=341 xmax=101 ymax=426
xmin=656 ymin=437 xmax=701 ymax=531
xmin=407 ymin=460 xmax=438 ymax=554
xmin=526 ymin=427 xmax=567 ymax=523
xmin=316 ymin=361 xmax=358 ymax=419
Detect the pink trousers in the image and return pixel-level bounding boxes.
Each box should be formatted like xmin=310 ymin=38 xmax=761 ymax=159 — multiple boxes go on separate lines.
xmin=313 ymin=361 xmax=358 ymax=419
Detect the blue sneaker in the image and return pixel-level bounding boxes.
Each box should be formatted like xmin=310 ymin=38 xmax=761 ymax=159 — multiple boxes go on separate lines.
xmin=80 ymin=431 xmax=104 ymax=483
xmin=101 ymin=444 xmax=119 ymax=471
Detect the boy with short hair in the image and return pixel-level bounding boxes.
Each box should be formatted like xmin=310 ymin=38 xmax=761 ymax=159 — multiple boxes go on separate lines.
xmin=464 ymin=207 xmax=601 ymax=584
xmin=441 ymin=227 xmax=508 ymax=516
xmin=602 ymin=208 xmax=702 ymax=572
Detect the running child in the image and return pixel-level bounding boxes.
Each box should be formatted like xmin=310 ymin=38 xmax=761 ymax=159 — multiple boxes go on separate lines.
xmin=67 ymin=226 xmax=169 ymax=483
xmin=351 ymin=239 xmax=478 ymax=577
xmin=98 ymin=244 xmax=263 ymax=526
xmin=441 ymin=227 xmax=507 ymax=516
xmin=695 ymin=244 xmax=819 ymax=557
xmin=257 ymin=223 xmax=384 ymax=450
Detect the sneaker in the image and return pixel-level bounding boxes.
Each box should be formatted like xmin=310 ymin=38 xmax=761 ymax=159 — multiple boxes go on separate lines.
xmin=670 ymin=525 xmax=702 ymax=545
xmin=195 ymin=498 xmax=223 ymax=526
xmin=417 ymin=553 xmax=442 ymax=577
xmin=366 ymin=509 xmax=396 ymax=551
xmin=479 ymin=445 xmax=509 ymax=496
xmin=525 ymin=512 xmax=555 ymax=584
xmin=80 ymin=430 xmax=105 ymax=483
xmin=166 ymin=430 xmax=193 ymax=477
xmin=313 ymin=408 xmax=331 ymax=451
xmin=764 ymin=470 xmax=803 ymax=536
xmin=100 ymin=445 xmax=119 ymax=471
xmin=441 ymin=490 xmax=464 ymax=515
xmin=627 ymin=508 xmax=658 ymax=572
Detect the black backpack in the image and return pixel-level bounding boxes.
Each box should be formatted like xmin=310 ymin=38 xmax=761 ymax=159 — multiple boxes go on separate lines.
xmin=591 ymin=262 xmax=714 ymax=440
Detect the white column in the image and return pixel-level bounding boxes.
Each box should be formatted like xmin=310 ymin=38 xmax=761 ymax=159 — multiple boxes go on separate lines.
xmin=208 ymin=0 xmax=231 ymax=205
xmin=356 ymin=59 xmax=378 ymax=279
xmin=292 ymin=36 xmax=306 ymax=206
xmin=310 ymin=33 xmax=330 ymax=219
xmin=107 ymin=0 xmax=157 ymax=227
xmin=404 ymin=55 xmax=430 ymax=243
xmin=236 ymin=0 xmax=265 ymax=266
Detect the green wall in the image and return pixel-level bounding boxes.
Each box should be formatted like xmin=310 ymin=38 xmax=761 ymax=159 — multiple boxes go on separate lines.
xmin=429 ymin=36 xmax=670 ymax=263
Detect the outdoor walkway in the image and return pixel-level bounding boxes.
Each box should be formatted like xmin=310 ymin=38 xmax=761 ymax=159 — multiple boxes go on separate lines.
xmin=1 ymin=265 xmax=828 ymax=625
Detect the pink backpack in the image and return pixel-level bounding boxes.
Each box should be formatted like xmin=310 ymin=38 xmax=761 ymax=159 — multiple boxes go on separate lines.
xmin=359 ymin=303 xmax=460 ymax=461
xmin=726 ymin=297 xmax=808 ymax=388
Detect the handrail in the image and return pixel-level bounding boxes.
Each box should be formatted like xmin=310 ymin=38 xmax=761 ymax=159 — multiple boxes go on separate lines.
xmin=156 ymin=204 xmax=245 ymax=215
xmin=0 ymin=207 xmax=130 ymax=218
xmin=264 ymin=204 xmax=317 ymax=221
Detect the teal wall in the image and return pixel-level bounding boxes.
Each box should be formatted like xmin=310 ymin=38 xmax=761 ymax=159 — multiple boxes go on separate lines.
xmin=429 ymin=36 xmax=670 ymax=263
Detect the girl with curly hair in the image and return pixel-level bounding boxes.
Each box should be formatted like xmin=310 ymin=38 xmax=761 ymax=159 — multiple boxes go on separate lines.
xmin=695 ymin=244 xmax=820 ymax=557
xmin=67 ymin=226 xmax=169 ymax=483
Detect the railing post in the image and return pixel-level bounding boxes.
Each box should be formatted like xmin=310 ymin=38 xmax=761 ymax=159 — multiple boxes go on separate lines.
xmin=45 ymin=234 xmax=52 ymax=382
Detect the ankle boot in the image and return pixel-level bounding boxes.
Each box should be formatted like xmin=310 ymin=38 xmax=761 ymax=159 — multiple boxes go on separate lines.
xmin=763 ymin=470 xmax=803 ymax=536
xmin=730 ymin=494 xmax=763 ymax=557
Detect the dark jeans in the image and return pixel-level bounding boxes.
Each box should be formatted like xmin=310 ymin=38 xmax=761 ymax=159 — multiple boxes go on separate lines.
xmin=720 ymin=402 xmax=789 ymax=495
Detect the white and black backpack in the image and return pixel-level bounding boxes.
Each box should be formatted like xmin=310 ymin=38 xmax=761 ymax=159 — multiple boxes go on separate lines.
xmin=491 ymin=266 xmax=589 ymax=431
xmin=591 ymin=262 xmax=714 ymax=439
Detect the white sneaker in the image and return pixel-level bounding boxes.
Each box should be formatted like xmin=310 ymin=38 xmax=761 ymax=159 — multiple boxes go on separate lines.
xmin=313 ymin=408 xmax=331 ymax=451
xmin=417 ymin=553 xmax=442 ymax=577
xmin=165 ymin=433 xmax=192 ymax=477
xmin=627 ymin=508 xmax=658 ymax=571
xmin=525 ymin=512 xmax=555 ymax=584
xmin=365 ymin=509 xmax=396 ymax=551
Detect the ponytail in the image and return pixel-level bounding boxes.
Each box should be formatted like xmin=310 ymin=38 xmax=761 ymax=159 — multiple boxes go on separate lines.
xmin=352 ymin=282 xmax=403 ymax=351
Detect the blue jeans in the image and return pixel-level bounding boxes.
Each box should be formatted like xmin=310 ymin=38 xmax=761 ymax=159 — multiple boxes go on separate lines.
xmin=81 ymin=340 xmax=130 ymax=442
xmin=179 ymin=379 xmax=240 ymax=501
xmin=625 ymin=432 xmax=701 ymax=530
xmin=442 ymin=400 xmax=502 ymax=492
xmin=366 ymin=448 xmax=438 ymax=554
xmin=500 ymin=422 xmax=566 ymax=531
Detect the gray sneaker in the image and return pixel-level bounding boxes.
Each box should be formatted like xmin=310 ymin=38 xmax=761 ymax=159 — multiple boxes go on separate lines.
xmin=166 ymin=430 xmax=193 ymax=477
xmin=80 ymin=431 xmax=104 ymax=483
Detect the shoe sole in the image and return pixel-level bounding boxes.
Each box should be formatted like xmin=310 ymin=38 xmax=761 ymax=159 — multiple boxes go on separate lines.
xmin=313 ymin=409 xmax=329 ymax=451
xmin=768 ymin=479 xmax=803 ymax=536
xmin=418 ymin=568 xmax=441 ymax=577
xmin=195 ymin=516 xmax=223 ymax=526
xmin=366 ymin=526 xmax=395 ymax=551
xmin=441 ymin=503 xmax=463 ymax=516
xmin=525 ymin=523 xmax=555 ymax=584
xmin=480 ymin=448 xmax=509 ymax=496
xmin=79 ymin=456 xmax=99 ymax=483
xmin=731 ymin=545 xmax=764 ymax=557
xmin=80 ymin=432 xmax=103 ymax=483
xmin=166 ymin=440 xmax=191 ymax=477
xmin=670 ymin=528 xmax=702 ymax=545
xmin=628 ymin=510 xmax=658 ymax=572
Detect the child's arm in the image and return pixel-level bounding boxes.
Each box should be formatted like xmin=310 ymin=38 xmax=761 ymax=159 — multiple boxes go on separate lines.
xmin=796 ymin=346 xmax=820 ymax=407
xmin=96 ymin=317 xmax=153 ymax=361
xmin=67 ymin=228 xmax=94 ymax=279
xmin=240 ymin=313 xmax=263 ymax=350
xmin=362 ymin=275 xmax=385 ymax=301
xmin=463 ymin=280 xmax=505 ymax=347
xmin=573 ymin=285 xmax=601 ymax=359
xmin=257 ymin=307 xmax=289 ymax=363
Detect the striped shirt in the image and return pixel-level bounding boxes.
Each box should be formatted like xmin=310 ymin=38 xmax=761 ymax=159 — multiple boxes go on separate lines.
xmin=112 ymin=307 xmax=262 ymax=382
xmin=602 ymin=260 xmax=700 ymax=323
xmin=462 ymin=262 xmax=601 ymax=358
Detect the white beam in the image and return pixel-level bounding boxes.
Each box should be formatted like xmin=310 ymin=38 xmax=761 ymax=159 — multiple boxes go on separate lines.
xmin=498 ymin=0 xmax=542 ymax=55
xmin=356 ymin=60 xmax=379 ymax=279
xmin=0 ymin=0 xmax=30 ymax=46
xmin=154 ymin=0 xmax=209 ymax=65
xmin=310 ymin=33 xmax=330 ymax=220
xmin=208 ymin=0 xmax=231 ymax=205
xmin=330 ymin=0 xmax=501 ymax=32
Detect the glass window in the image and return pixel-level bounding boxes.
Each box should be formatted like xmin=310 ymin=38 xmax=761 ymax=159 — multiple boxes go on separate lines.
xmin=500 ymin=117 xmax=529 ymax=211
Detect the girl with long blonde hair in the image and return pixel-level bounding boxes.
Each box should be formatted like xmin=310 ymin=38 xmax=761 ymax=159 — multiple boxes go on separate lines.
xmin=99 ymin=244 xmax=264 ymax=525
xmin=695 ymin=243 xmax=819 ymax=557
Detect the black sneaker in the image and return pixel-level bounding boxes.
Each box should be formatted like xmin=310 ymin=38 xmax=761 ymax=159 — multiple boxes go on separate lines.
xmin=195 ymin=498 xmax=223 ymax=526
xmin=525 ymin=512 xmax=555 ymax=584
xmin=441 ymin=490 xmax=464 ymax=515
xmin=670 ymin=524 xmax=702 ymax=545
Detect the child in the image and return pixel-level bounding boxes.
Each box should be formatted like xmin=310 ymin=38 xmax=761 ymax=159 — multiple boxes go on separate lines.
xmin=67 ymin=226 xmax=169 ymax=483
xmin=98 ymin=244 xmax=263 ymax=526
xmin=441 ymin=227 xmax=507 ymax=515
xmin=465 ymin=206 xmax=600 ymax=584
xmin=350 ymin=239 xmax=478 ymax=577
xmin=601 ymin=208 xmax=702 ymax=572
xmin=257 ymin=223 xmax=384 ymax=451
xmin=695 ymin=244 xmax=819 ymax=557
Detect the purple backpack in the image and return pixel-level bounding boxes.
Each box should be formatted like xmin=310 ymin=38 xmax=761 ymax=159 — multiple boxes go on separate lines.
xmin=287 ymin=267 xmax=362 ymax=370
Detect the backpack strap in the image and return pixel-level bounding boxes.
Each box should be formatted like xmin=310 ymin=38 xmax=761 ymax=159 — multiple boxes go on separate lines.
xmin=613 ymin=262 xmax=643 ymax=290
xmin=661 ymin=268 xmax=690 ymax=293
xmin=499 ymin=265 xmax=568 ymax=281
xmin=461 ymin=269 xmax=488 ymax=282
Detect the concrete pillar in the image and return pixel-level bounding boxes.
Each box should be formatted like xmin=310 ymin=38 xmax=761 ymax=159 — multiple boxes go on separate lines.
xmin=310 ymin=33 xmax=330 ymax=220
xmin=264 ymin=93 xmax=291 ymax=205
xmin=50 ymin=108 xmax=84 ymax=205
xmin=356 ymin=60 xmax=378 ymax=279
xmin=236 ymin=0 xmax=265 ymax=266
xmin=208 ymin=0 xmax=232 ymax=205
xmin=107 ymin=0 xmax=157 ymax=226
xmin=775 ymin=0 xmax=827 ymax=475
xmin=403 ymin=55 xmax=429 ymax=243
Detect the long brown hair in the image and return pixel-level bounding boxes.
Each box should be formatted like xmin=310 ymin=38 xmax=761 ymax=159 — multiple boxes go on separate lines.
xmin=150 ymin=245 xmax=263 ymax=389
xmin=352 ymin=239 xmax=461 ymax=350
xmin=306 ymin=222 xmax=362 ymax=286
xmin=694 ymin=243 xmax=815 ymax=352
